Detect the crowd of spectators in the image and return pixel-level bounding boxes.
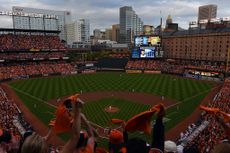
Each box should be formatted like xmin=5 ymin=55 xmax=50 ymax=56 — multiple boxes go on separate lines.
xmin=125 ymin=59 xmax=227 ymax=74
xmin=125 ymin=60 xmax=185 ymax=74
xmin=0 ymin=87 xmax=33 ymax=153
xmin=0 ymin=52 xmax=65 ymax=60
xmin=177 ymin=123 xmax=197 ymax=143
xmin=0 ymin=34 xmax=65 ymax=51
xmin=0 ymin=61 xmax=76 ymax=80
xmin=0 ymin=65 xmax=26 ymax=79
xmin=51 ymin=62 xmax=76 ymax=74
xmin=176 ymin=78 xmax=230 ymax=153
xmin=125 ymin=60 xmax=147 ymax=70
xmin=145 ymin=60 xmax=161 ymax=70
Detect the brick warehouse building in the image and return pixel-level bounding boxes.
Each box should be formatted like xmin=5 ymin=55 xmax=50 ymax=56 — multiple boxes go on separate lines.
xmin=162 ymin=28 xmax=230 ymax=64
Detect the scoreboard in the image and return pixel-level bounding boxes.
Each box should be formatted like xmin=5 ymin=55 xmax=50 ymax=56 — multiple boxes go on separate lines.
xmin=132 ymin=35 xmax=163 ymax=58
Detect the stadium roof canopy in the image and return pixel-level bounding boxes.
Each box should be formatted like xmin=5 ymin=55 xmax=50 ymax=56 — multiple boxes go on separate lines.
xmin=0 ymin=28 xmax=61 ymax=34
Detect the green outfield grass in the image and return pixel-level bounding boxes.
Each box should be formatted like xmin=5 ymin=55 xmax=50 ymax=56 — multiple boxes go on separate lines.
xmin=9 ymin=72 xmax=215 ymax=145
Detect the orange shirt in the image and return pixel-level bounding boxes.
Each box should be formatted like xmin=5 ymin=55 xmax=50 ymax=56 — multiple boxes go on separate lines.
xmin=78 ymin=144 xmax=93 ymax=153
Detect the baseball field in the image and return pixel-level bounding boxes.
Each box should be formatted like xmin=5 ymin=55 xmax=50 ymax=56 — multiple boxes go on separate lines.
xmin=8 ymin=72 xmax=216 ymax=145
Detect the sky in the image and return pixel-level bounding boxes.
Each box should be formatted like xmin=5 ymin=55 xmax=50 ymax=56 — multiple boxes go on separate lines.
xmin=0 ymin=0 xmax=229 ymax=34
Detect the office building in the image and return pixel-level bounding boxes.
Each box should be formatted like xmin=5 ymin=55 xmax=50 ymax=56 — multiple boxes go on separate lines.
xmin=93 ymin=29 xmax=105 ymax=39
xmin=198 ymin=4 xmax=217 ymax=22
xmin=112 ymin=24 xmax=120 ymax=42
xmin=119 ymin=6 xmax=143 ymax=44
xmin=66 ymin=19 xmax=90 ymax=48
xmin=105 ymin=28 xmax=112 ymax=40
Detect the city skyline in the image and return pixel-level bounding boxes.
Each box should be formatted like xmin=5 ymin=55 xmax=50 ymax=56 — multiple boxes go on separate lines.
xmin=0 ymin=0 xmax=229 ymax=34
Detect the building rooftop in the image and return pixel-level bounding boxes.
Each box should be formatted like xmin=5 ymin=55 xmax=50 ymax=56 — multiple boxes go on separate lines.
xmin=162 ymin=27 xmax=230 ymax=37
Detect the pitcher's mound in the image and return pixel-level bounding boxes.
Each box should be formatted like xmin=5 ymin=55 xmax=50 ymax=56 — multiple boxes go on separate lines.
xmin=104 ymin=106 xmax=120 ymax=113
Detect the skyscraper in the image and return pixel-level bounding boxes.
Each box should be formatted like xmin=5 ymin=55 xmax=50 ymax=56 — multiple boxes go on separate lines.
xmin=198 ymin=4 xmax=217 ymax=22
xmin=79 ymin=19 xmax=90 ymax=43
xmin=119 ymin=6 xmax=143 ymax=44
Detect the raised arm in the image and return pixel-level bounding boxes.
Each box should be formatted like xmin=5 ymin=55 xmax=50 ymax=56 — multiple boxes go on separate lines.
xmin=81 ymin=113 xmax=95 ymax=152
xmin=60 ymin=98 xmax=84 ymax=153
xmin=81 ymin=113 xmax=94 ymax=138
xmin=151 ymin=104 xmax=165 ymax=152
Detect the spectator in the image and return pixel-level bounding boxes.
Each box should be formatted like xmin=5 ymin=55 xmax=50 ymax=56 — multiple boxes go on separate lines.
xmin=21 ymin=97 xmax=83 ymax=153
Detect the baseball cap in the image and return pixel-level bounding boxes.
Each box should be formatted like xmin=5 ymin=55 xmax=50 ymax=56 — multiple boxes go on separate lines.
xmin=164 ymin=140 xmax=177 ymax=153
xmin=109 ymin=129 xmax=123 ymax=144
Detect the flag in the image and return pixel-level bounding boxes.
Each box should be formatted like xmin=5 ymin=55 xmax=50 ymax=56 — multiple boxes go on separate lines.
xmin=49 ymin=93 xmax=80 ymax=134
xmin=200 ymin=105 xmax=220 ymax=114
xmin=111 ymin=104 xmax=163 ymax=134
xmin=125 ymin=110 xmax=157 ymax=134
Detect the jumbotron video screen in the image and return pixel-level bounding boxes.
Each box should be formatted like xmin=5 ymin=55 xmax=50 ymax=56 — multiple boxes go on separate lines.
xmin=132 ymin=35 xmax=163 ymax=58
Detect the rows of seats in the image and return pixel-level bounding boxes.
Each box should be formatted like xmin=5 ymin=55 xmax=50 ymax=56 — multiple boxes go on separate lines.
xmin=52 ymin=63 xmax=76 ymax=74
xmin=0 ymin=52 xmax=65 ymax=60
xmin=125 ymin=60 xmax=147 ymax=69
xmin=126 ymin=60 xmax=227 ymax=74
xmin=0 ymin=34 xmax=65 ymax=51
xmin=125 ymin=60 xmax=184 ymax=74
xmin=0 ymin=61 xmax=76 ymax=80
xmin=0 ymin=65 xmax=26 ymax=79
xmin=185 ymin=65 xmax=226 ymax=72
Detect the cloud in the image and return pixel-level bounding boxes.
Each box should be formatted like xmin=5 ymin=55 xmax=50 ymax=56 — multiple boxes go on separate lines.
xmin=0 ymin=0 xmax=229 ymax=34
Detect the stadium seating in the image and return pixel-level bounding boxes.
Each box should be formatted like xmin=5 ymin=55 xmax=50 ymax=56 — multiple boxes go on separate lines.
xmin=0 ymin=61 xmax=76 ymax=80
xmin=125 ymin=60 xmax=146 ymax=70
xmin=0 ymin=34 xmax=65 ymax=51
xmin=0 ymin=87 xmax=33 ymax=153
xmin=0 ymin=52 xmax=65 ymax=60
xmin=51 ymin=62 xmax=76 ymax=74
xmin=125 ymin=59 xmax=227 ymax=75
